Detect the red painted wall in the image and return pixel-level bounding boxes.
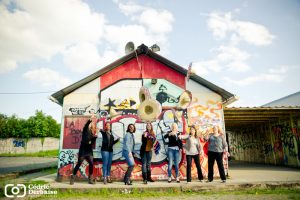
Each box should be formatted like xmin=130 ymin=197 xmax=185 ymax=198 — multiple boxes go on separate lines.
xmin=100 ymin=55 xmax=186 ymax=90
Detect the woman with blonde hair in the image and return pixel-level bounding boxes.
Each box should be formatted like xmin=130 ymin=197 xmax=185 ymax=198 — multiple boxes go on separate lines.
xmin=164 ymin=123 xmax=182 ymax=183
xmin=205 ymin=125 xmax=228 ymax=183
xmin=70 ymin=115 xmax=97 ymax=185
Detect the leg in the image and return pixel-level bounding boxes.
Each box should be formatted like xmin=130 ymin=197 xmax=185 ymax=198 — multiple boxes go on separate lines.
xmin=193 ymin=154 xmax=203 ymax=180
xmin=216 ymin=152 xmax=226 ymax=181
xmin=146 ymin=151 xmax=154 ymax=182
xmin=86 ymin=155 xmax=95 ymax=184
xmin=174 ymin=150 xmax=180 ymax=178
xmin=107 ymin=152 xmax=113 ymax=177
xmin=141 ymin=152 xmax=147 ymax=182
xmin=73 ymin=156 xmax=84 ymax=175
xmin=208 ymin=151 xmax=215 ymax=181
xmin=124 ymin=153 xmax=135 ymax=184
xmin=101 ymin=151 xmax=109 ymax=179
xmin=70 ymin=156 xmax=84 ymax=185
xmin=167 ymin=149 xmax=174 ymax=178
xmin=186 ymin=155 xmax=192 ymax=182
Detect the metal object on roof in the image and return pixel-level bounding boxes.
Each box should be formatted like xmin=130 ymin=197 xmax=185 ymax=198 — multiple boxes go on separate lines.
xmin=50 ymin=44 xmax=236 ymax=106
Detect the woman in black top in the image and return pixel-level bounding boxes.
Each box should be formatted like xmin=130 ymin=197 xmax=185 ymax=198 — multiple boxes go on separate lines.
xmin=100 ymin=122 xmax=120 ymax=184
xmin=163 ymin=123 xmax=182 ymax=183
xmin=70 ymin=116 xmax=97 ymax=185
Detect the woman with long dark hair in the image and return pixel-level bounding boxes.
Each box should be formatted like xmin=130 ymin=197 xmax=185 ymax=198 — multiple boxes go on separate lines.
xmin=100 ymin=121 xmax=120 ymax=184
xmin=70 ymin=115 xmax=97 ymax=185
xmin=179 ymin=125 xmax=204 ymax=183
xmin=122 ymin=124 xmax=136 ymax=185
xmin=140 ymin=122 xmax=156 ymax=184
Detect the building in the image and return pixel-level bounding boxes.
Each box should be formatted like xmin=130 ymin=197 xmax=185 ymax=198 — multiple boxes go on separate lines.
xmin=50 ymin=44 xmax=236 ymax=181
xmin=225 ymin=92 xmax=300 ymax=167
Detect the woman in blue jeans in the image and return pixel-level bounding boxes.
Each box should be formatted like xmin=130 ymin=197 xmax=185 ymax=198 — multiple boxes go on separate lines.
xmin=140 ymin=122 xmax=156 ymax=184
xmin=122 ymin=124 xmax=136 ymax=185
xmin=100 ymin=122 xmax=120 ymax=184
xmin=164 ymin=123 xmax=182 ymax=183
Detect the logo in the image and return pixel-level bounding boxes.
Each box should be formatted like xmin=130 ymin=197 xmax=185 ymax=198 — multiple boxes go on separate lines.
xmin=4 ymin=184 xmax=26 ymax=198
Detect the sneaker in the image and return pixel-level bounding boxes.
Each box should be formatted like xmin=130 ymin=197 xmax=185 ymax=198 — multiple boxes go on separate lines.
xmin=168 ymin=177 xmax=172 ymax=183
xmin=103 ymin=177 xmax=107 ymax=185
xmin=176 ymin=177 xmax=180 ymax=183
xmin=221 ymin=180 xmax=226 ymax=183
xmin=206 ymin=179 xmax=213 ymax=183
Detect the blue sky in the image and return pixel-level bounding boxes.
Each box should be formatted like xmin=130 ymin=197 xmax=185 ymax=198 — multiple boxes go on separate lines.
xmin=0 ymin=0 xmax=299 ymax=122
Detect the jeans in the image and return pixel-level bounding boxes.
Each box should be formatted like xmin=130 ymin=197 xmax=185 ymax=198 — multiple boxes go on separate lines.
xmin=123 ymin=152 xmax=135 ymax=182
xmin=141 ymin=151 xmax=152 ymax=174
xmin=208 ymin=151 xmax=226 ymax=181
xmin=167 ymin=148 xmax=180 ymax=178
xmin=186 ymin=154 xmax=203 ymax=182
xmin=101 ymin=151 xmax=113 ymax=178
xmin=73 ymin=155 xmax=93 ymax=177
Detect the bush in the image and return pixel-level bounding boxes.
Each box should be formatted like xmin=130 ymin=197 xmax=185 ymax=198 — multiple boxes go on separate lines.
xmin=0 ymin=110 xmax=60 ymax=138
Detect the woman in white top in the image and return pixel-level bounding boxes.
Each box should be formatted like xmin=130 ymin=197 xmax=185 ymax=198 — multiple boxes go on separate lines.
xmin=179 ymin=125 xmax=204 ymax=183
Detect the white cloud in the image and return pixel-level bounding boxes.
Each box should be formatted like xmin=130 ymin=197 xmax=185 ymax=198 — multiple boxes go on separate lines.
xmin=0 ymin=0 xmax=105 ymax=74
xmin=193 ymin=45 xmax=250 ymax=75
xmin=63 ymin=42 xmax=122 ymax=73
xmin=223 ymin=65 xmax=294 ymax=86
xmin=0 ymin=0 xmax=175 ymax=76
xmin=112 ymin=1 xmax=174 ymax=52
xmin=23 ymin=68 xmax=72 ymax=88
xmin=208 ymin=11 xmax=275 ymax=46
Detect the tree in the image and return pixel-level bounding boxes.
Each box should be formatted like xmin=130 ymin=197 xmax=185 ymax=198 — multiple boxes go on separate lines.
xmin=0 ymin=111 xmax=60 ymax=138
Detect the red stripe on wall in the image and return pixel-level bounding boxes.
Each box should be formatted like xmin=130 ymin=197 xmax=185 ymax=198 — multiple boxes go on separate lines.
xmin=100 ymin=55 xmax=186 ymax=90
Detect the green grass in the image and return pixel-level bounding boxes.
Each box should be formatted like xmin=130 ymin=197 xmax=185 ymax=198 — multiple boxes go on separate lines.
xmin=29 ymin=187 xmax=300 ymax=199
xmin=0 ymin=149 xmax=58 ymax=157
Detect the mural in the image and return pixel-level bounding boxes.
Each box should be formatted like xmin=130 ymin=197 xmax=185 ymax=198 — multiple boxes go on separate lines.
xmin=228 ymin=120 xmax=300 ymax=167
xmin=57 ymin=78 xmax=228 ymax=180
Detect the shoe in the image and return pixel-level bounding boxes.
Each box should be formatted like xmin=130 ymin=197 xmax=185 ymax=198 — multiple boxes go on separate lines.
xmin=107 ymin=176 xmax=112 ymax=183
xmin=70 ymin=175 xmax=75 ymax=185
xmin=147 ymin=171 xmax=155 ymax=182
xmin=103 ymin=177 xmax=107 ymax=185
xmin=168 ymin=177 xmax=172 ymax=183
xmin=176 ymin=177 xmax=180 ymax=183
xmin=187 ymin=181 xmax=191 ymax=184
xmin=124 ymin=181 xmax=132 ymax=185
xmin=221 ymin=180 xmax=226 ymax=183
xmin=206 ymin=179 xmax=213 ymax=183
xmin=143 ymin=179 xmax=148 ymax=184
xmin=199 ymin=179 xmax=203 ymax=182
xmin=88 ymin=177 xmax=96 ymax=184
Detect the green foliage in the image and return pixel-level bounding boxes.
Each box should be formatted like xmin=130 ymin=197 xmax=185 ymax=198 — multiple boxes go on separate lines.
xmin=0 ymin=149 xmax=59 ymax=157
xmin=0 ymin=111 xmax=60 ymax=138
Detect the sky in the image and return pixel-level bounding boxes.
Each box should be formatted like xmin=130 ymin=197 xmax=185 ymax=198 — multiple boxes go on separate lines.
xmin=0 ymin=0 xmax=299 ymax=122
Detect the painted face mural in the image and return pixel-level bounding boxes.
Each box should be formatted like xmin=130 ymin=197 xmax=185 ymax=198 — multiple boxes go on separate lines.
xmin=58 ymin=79 xmax=227 ymax=180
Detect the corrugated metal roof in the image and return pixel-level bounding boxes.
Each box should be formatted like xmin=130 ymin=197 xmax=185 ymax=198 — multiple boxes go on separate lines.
xmin=262 ymin=91 xmax=300 ymax=107
xmin=50 ymin=44 xmax=236 ymax=106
